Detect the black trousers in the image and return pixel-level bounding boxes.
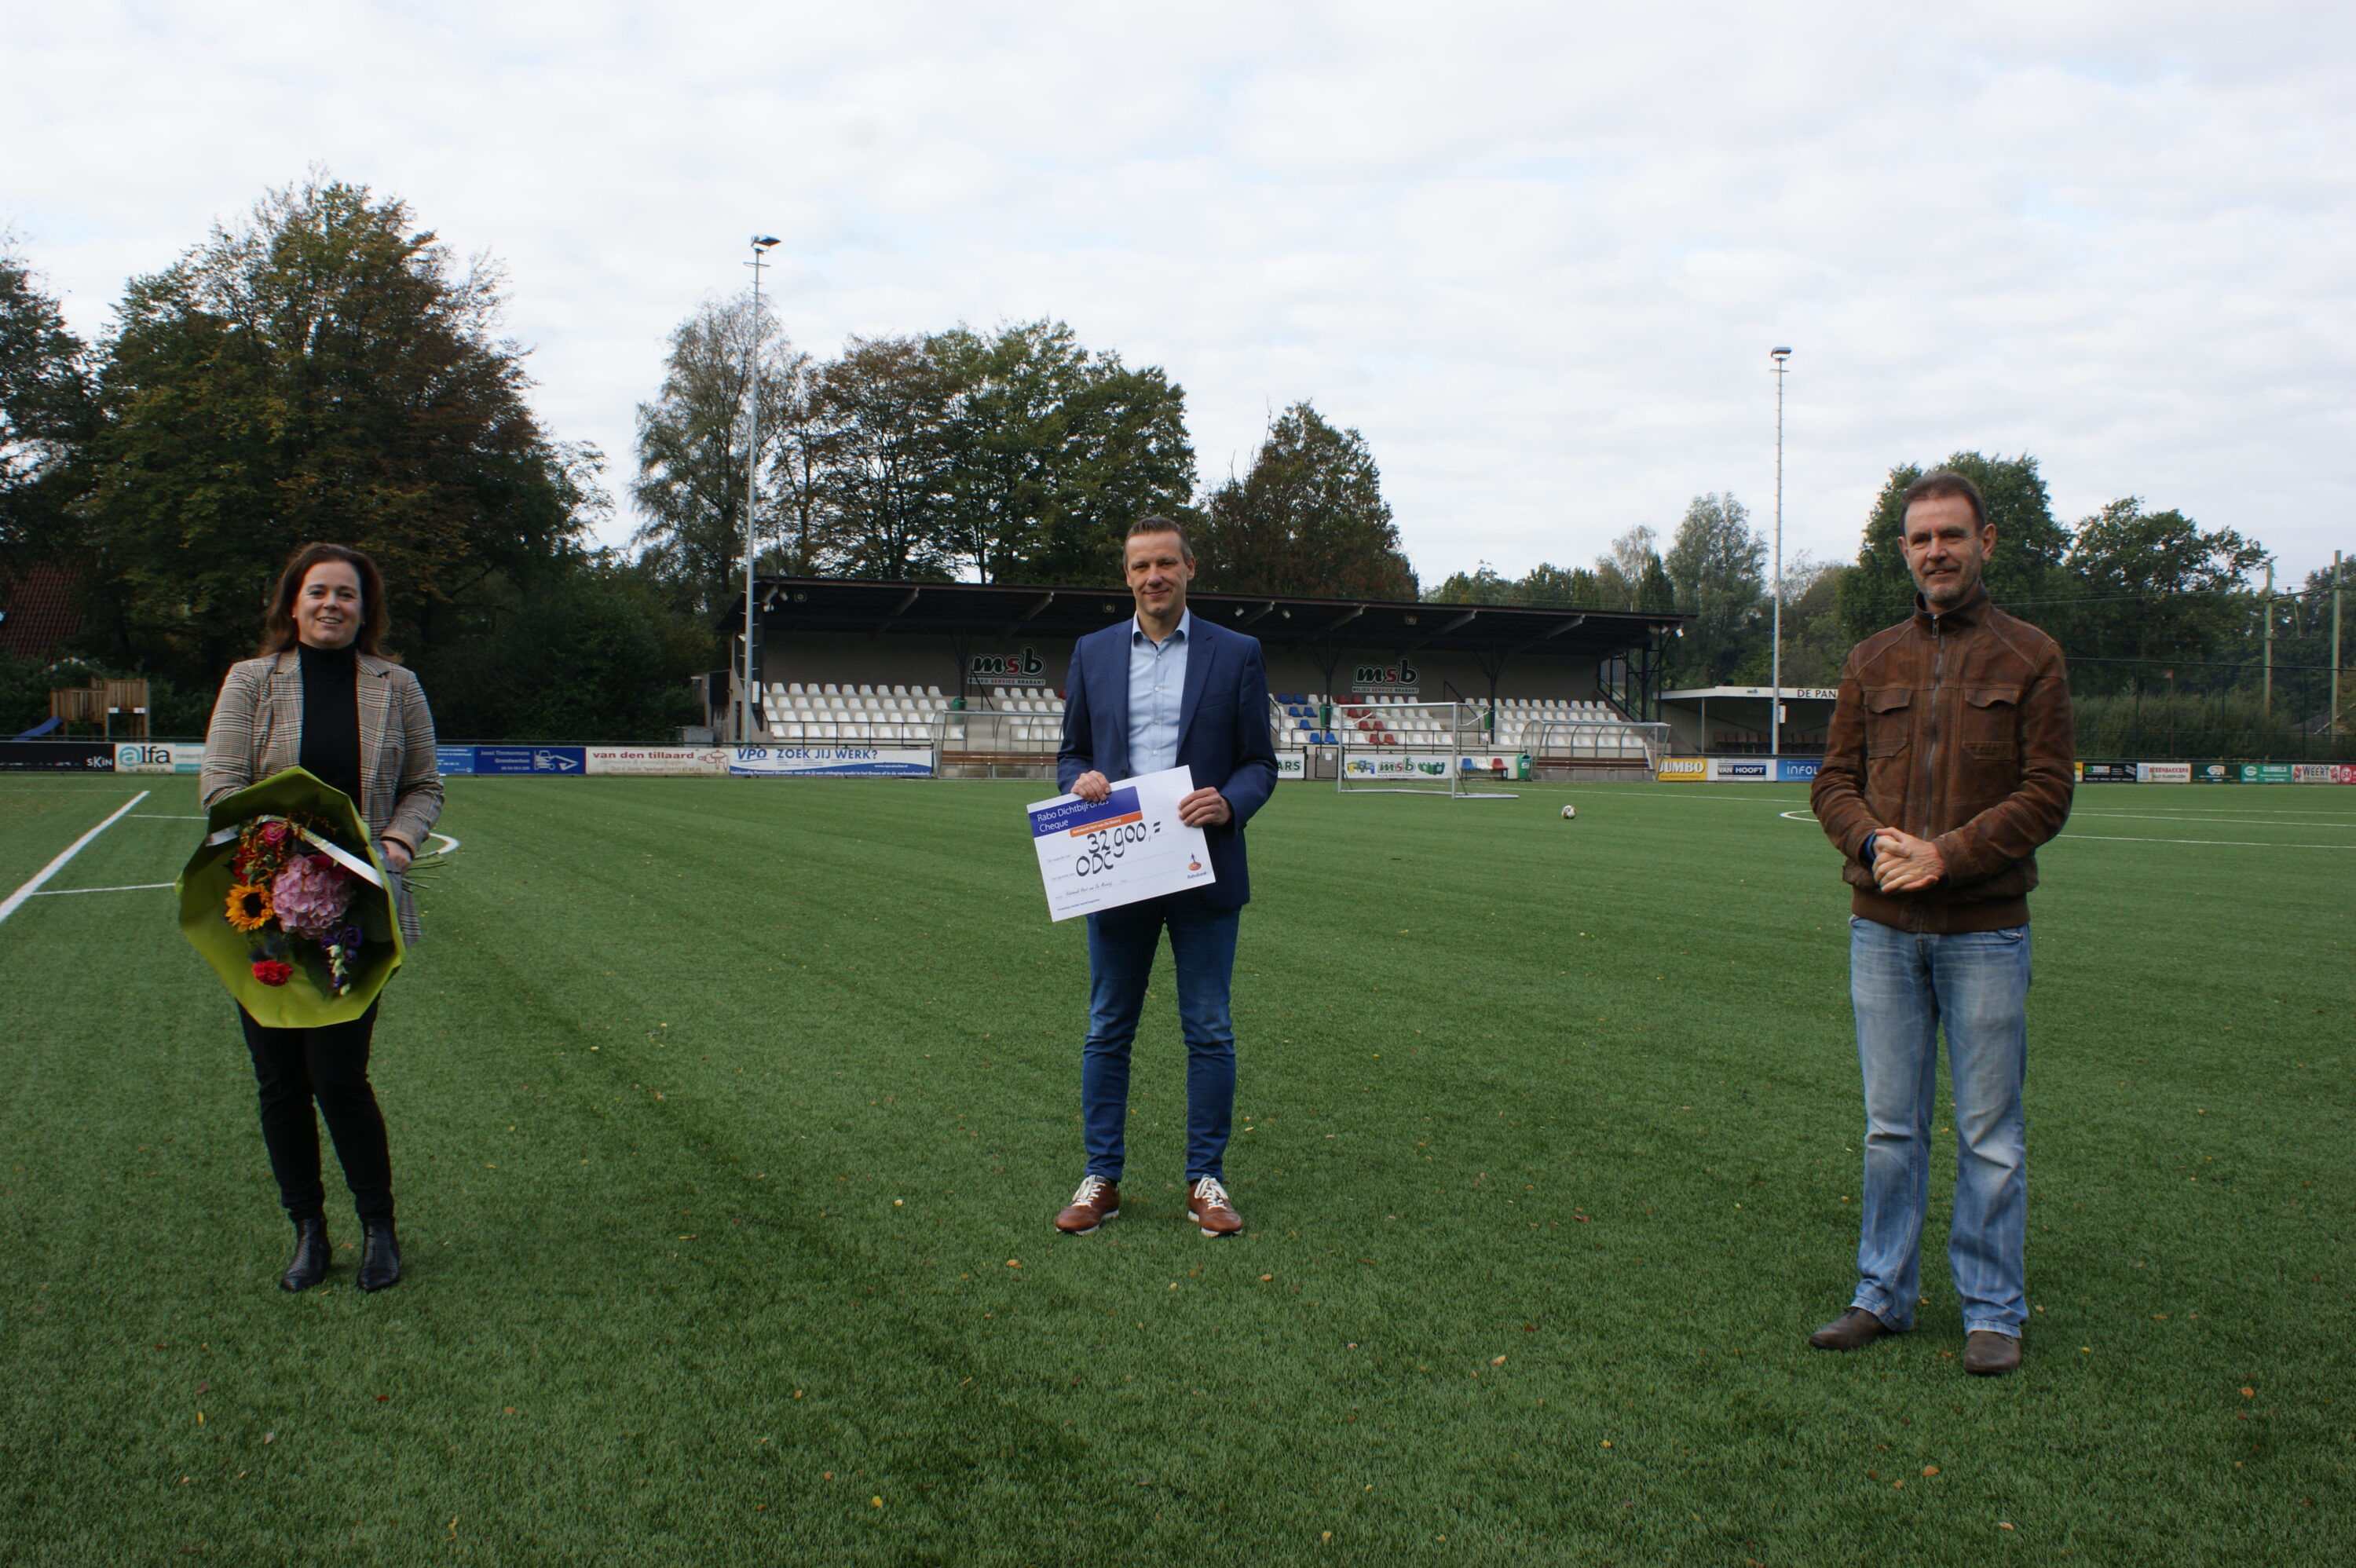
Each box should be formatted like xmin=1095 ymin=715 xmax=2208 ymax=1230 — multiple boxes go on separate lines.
xmin=237 ymin=1001 xmax=393 ymax=1224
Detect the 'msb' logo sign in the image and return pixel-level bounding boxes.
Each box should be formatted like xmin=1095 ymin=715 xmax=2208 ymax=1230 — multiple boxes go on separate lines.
xmin=1352 ymin=660 xmax=1418 ymax=690
xmin=971 ymin=645 xmax=1047 ymax=681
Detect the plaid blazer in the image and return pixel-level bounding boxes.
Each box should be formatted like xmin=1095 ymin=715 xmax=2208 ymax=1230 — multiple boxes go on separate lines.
xmin=201 ymin=650 xmax=444 ymax=941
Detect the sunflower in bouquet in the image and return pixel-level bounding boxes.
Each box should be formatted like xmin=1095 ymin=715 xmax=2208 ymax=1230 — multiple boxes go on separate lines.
xmin=219 ymin=816 xmax=370 ymax=994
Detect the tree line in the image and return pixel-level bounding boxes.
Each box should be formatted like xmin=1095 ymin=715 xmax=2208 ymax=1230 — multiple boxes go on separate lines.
xmin=2 ymin=175 xmax=2343 ymax=744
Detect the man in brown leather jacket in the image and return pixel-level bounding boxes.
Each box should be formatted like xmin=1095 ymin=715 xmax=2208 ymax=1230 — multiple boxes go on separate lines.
xmin=1805 ymin=470 xmax=2074 ymax=1376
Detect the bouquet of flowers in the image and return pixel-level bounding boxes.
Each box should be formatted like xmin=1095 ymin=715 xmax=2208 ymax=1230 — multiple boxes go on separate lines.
xmin=179 ymin=768 xmax=404 ymax=1026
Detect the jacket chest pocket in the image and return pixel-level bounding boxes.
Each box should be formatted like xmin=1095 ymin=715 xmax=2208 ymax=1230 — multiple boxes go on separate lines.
xmin=1963 ymin=685 xmax=2021 ymax=759
xmin=1864 ymin=688 xmax=1912 ymax=758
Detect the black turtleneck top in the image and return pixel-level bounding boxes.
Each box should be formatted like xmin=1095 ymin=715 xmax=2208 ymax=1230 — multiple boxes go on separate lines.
xmin=298 ymin=641 xmax=363 ymax=808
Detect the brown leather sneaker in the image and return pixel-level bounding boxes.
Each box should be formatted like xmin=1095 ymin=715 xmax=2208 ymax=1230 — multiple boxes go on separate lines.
xmin=1808 ymin=1307 xmax=1892 ymax=1351
xmin=1186 ymin=1176 xmax=1243 ymax=1237
xmin=1055 ymin=1175 xmax=1120 ymax=1234
xmin=1963 ymin=1330 xmax=2021 ymax=1376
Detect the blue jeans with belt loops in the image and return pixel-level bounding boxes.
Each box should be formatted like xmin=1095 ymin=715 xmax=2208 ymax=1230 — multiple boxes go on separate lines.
xmin=1081 ymin=889 xmax=1239 ymax=1186
xmin=1847 ymin=916 xmax=2032 ymax=1339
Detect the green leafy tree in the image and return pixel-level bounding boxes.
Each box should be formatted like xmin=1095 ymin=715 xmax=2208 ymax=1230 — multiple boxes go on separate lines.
xmin=1665 ymin=493 xmax=1765 ymax=685
xmin=633 ymin=289 xmax=814 ymax=612
xmin=1429 ymin=563 xmax=1514 ymax=604
xmin=1195 ymin=403 xmax=1415 ymax=598
xmin=78 ymin=176 xmax=591 ymax=683
xmin=2062 ymin=499 xmax=2267 ymax=692
xmin=1838 ymin=453 xmax=2069 ymax=643
xmin=0 ymin=240 xmax=94 ymax=572
xmin=932 ymin=320 xmax=1194 ymax=586
xmin=810 ymin=334 xmax=960 ymax=582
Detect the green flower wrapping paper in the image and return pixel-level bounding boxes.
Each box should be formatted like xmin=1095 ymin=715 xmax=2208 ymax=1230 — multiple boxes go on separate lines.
xmin=177 ymin=767 xmax=405 ymax=1026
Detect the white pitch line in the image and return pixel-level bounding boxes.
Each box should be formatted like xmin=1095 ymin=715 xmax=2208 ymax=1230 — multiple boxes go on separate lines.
xmin=31 ymin=883 xmax=175 ymax=896
xmin=2062 ymin=834 xmax=2356 ymax=850
xmin=2068 ymin=811 xmax=2356 ymax=828
xmin=0 ymin=791 xmax=152 ymax=924
xmin=130 ymin=813 xmax=207 ymax=821
xmin=430 ymin=832 xmax=460 ymax=853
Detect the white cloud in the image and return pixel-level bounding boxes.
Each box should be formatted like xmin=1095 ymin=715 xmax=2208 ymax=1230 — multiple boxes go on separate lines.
xmin=5 ymin=0 xmax=2351 ymax=581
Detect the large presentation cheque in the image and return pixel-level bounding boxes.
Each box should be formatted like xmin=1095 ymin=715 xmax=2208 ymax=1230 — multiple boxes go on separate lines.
xmin=1027 ymin=765 xmax=1216 ymax=922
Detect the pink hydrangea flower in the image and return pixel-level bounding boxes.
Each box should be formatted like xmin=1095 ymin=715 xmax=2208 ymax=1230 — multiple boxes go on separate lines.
xmin=270 ymin=853 xmax=353 ymax=941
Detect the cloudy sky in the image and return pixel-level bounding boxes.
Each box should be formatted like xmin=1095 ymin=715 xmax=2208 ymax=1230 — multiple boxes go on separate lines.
xmin=6 ymin=2 xmax=2352 ymax=583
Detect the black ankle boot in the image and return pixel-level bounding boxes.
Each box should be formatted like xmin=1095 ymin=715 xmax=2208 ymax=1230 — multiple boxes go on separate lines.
xmin=356 ymin=1218 xmax=401 ymax=1293
xmin=280 ymin=1217 xmax=331 ymax=1292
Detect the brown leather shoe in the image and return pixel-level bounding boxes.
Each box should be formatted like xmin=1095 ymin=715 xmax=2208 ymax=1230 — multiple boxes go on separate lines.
xmin=1809 ymin=1307 xmax=1892 ymax=1351
xmin=1186 ymin=1176 xmax=1243 ymax=1237
xmin=1963 ymin=1330 xmax=2021 ymax=1376
xmin=1055 ymin=1175 xmax=1119 ymax=1234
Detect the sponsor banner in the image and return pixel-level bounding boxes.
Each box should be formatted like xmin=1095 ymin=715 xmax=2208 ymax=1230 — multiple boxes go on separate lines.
xmin=1774 ymin=758 xmax=1820 ymax=783
xmin=115 ymin=741 xmax=205 ymax=774
xmin=1275 ymin=751 xmax=1306 ymax=779
xmin=1349 ymin=659 xmax=1420 ymax=696
xmin=473 ymin=745 xmax=587 ymax=776
xmin=1709 ymin=758 xmax=1772 ymax=781
xmin=2239 ymin=763 xmax=2294 ymax=784
xmin=2191 ymin=761 xmax=2236 ymax=784
xmin=436 ymin=745 xmax=477 ymax=775
xmin=1656 ymin=757 xmax=1707 ymax=781
xmin=2138 ymin=762 xmax=2192 ymax=784
xmin=730 ymin=746 xmax=934 ymax=777
xmin=1341 ymin=751 xmax=1451 ymax=780
xmin=586 ymin=747 xmax=729 ymax=777
xmin=2079 ymin=762 xmax=2138 ymax=784
xmin=968 ymin=645 xmax=1051 ymax=686
xmin=0 ymin=740 xmax=115 ymax=772
xmin=2292 ymin=763 xmax=2351 ymax=784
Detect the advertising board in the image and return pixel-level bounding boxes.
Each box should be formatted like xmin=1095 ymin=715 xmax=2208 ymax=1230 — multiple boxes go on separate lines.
xmin=1773 ymin=758 xmax=1820 ymax=783
xmin=436 ymin=745 xmax=477 ymax=775
xmin=2292 ymin=763 xmax=2351 ymax=784
xmin=114 ymin=742 xmax=205 ymax=774
xmin=2239 ymin=763 xmax=2294 ymax=784
xmin=473 ymin=746 xmax=587 ymax=776
xmin=2191 ymin=762 xmax=2235 ymax=784
xmin=1708 ymin=758 xmax=1772 ymax=781
xmin=1275 ymin=751 xmax=1306 ymax=780
xmin=1656 ymin=757 xmax=1707 ymax=781
xmin=2079 ymin=762 xmax=2138 ymax=783
xmin=729 ymin=746 xmax=933 ymax=777
xmin=1341 ymin=751 xmax=1451 ymax=780
xmin=0 ymin=741 xmax=114 ymax=772
xmin=2137 ymin=762 xmax=2192 ymax=784
xmin=585 ymin=747 xmax=729 ymax=777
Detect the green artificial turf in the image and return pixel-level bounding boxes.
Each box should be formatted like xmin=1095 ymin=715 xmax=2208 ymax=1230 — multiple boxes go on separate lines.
xmin=0 ymin=774 xmax=2349 ymax=1565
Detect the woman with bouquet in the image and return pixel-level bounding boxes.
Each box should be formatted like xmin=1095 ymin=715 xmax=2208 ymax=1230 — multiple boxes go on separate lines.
xmin=201 ymin=543 xmax=442 ymax=1293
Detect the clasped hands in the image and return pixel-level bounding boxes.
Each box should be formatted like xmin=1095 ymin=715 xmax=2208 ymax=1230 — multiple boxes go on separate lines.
xmin=1070 ymin=770 xmax=1231 ymax=828
xmin=1871 ymin=828 xmax=1944 ymax=893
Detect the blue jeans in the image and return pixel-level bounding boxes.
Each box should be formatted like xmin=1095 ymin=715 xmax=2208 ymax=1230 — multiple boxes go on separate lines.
xmin=1081 ymin=890 xmax=1239 ymax=1184
xmin=1848 ymin=916 xmax=2031 ymax=1338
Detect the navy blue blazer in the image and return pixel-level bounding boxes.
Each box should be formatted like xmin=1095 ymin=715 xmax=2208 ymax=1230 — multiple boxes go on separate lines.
xmin=1058 ymin=614 xmax=1279 ymax=911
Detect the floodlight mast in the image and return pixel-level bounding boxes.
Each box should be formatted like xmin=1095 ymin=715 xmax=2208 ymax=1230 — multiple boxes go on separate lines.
xmin=741 ymin=235 xmax=781 ymax=747
xmin=1770 ymin=347 xmax=1792 ymax=759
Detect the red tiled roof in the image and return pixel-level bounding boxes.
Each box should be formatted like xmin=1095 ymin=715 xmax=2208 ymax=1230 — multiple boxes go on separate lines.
xmin=0 ymin=562 xmax=83 ymax=660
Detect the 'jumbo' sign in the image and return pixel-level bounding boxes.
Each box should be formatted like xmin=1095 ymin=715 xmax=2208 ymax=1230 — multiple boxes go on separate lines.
xmin=970 ymin=646 xmax=1049 ymax=686
xmin=1350 ymin=660 xmax=1418 ymax=695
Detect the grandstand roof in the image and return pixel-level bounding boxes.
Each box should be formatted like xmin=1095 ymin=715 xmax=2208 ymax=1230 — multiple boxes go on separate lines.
xmin=744 ymin=576 xmax=1683 ymax=658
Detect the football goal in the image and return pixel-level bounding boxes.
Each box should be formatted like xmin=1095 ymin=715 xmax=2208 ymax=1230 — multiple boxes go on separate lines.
xmin=1333 ymin=700 xmax=1516 ymax=799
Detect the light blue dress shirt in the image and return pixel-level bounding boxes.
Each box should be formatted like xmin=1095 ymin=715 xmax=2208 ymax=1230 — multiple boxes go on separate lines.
xmin=1126 ymin=610 xmax=1191 ymax=776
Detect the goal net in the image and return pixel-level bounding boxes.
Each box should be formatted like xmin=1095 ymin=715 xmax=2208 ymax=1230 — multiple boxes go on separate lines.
xmin=1519 ymin=718 xmax=1676 ymax=775
xmin=1333 ymin=700 xmax=1516 ymax=799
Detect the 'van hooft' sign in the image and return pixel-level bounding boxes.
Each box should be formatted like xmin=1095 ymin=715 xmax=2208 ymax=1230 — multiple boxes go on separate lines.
xmin=1350 ymin=659 xmax=1419 ymax=695
xmin=971 ymin=645 xmax=1049 ymax=686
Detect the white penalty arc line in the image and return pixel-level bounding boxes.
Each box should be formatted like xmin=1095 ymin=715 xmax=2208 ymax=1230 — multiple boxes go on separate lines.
xmin=0 ymin=791 xmax=151 ymax=924
xmin=31 ymin=883 xmax=174 ymax=896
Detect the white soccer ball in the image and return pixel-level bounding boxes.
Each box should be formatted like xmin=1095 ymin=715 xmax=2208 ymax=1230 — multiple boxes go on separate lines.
xmin=1560 ymin=803 xmax=1577 ymax=820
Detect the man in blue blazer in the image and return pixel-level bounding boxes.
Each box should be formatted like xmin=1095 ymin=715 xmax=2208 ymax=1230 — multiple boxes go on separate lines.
xmin=1054 ymin=516 xmax=1279 ymax=1237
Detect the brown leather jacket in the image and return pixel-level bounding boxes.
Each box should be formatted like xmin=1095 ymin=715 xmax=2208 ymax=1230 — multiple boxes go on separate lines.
xmin=1810 ymin=583 xmax=2075 ymax=932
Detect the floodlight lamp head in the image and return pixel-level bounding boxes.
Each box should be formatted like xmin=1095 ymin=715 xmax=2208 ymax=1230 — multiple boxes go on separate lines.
xmin=752 ymin=236 xmax=781 ymax=250
xmin=1770 ymin=346 xmax=1792 ymax=360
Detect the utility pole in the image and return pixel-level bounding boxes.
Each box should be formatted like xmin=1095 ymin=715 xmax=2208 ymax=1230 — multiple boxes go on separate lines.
xmin=1769 ymin=346 xmax=1791 ymax=759
xmin=2334 ymin=550 xmax=2345 ymax=737
xmin=740 ymin=235 xmax=781 ymax=747
xmin=2262 ymin=559 xmax=2274 ymax=717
